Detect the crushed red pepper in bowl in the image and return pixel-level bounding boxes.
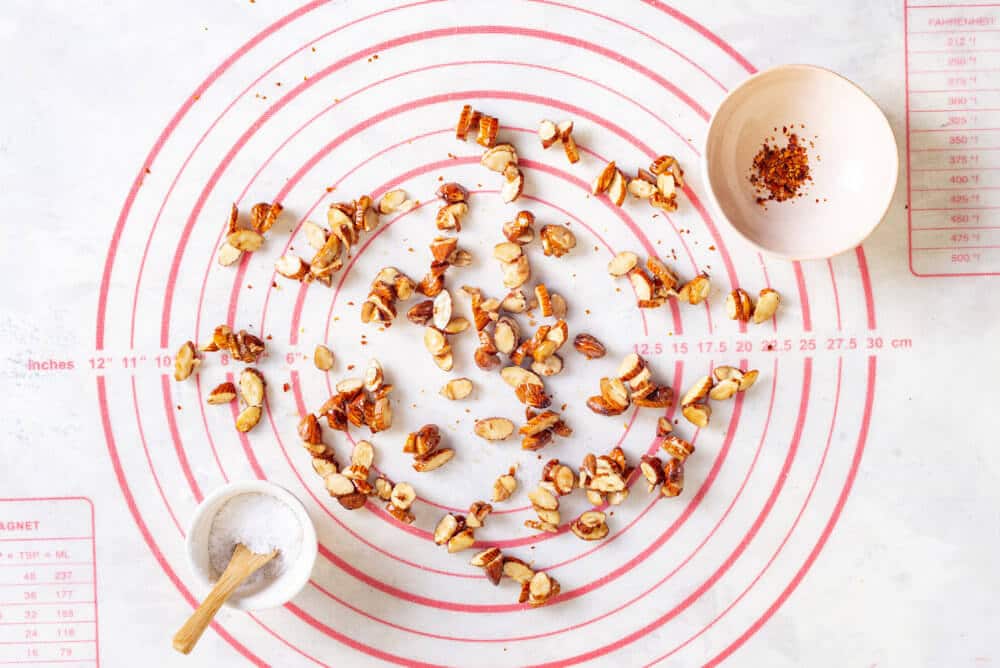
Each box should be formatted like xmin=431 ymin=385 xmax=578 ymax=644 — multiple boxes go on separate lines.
xmin=749 ymin=127 xmax=811 ymax=205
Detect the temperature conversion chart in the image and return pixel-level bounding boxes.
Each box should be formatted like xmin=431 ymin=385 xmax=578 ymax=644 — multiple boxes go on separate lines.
xmin=905 ymin=0 xmax=1000 ymax=276
xmin=0 ymin=499 xmax=99 ymax=666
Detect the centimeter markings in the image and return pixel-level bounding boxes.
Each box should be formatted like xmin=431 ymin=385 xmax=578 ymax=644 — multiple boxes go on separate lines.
xmin=23 ymin=333 xmax=911 ymax=376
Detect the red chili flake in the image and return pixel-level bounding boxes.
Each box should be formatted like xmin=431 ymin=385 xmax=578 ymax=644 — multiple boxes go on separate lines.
xmin=748 ymin=129 xmax=812 ymax=205
xmin=282 ymin=383 xmax=290 ymax=392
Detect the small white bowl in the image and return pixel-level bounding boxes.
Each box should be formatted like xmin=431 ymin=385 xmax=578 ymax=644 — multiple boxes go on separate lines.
xmin=703 ymin=64 xmax=898 ymax=260
xmin=185 ymin=480 xmax=317 ymax=611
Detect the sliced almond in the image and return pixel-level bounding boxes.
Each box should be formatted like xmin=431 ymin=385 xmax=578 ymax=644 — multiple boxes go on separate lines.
xmin=501 ymin=366 xmax=543 ymax=388
xmin=481 ymin=143 xmax=517 ymax=172
xmin=434 ymin=513 xmax=462 ymax=544
xmin=423 ymin=327 xmax=448 ymax=355
xmin=335 ymin=377 xmax=364 ymax=396
xmin=494 ymin=242 xmax=523 ymax=263
xmin=628 ymin=177 xmax=657 ymax=199
xmin=432 ymin=351 xmax=454 ymax=371
xmin=709 ymin=377 xmax=740 ymax=400
xmin=494 ymin=317 xmax=519 ymax=355
xmin=678 ymin=274 xmax=711 ymax=305
xmin=538 ymin=119 xmax=559 ymax=149
xmin=531 ymin=354 xmax=563 ymax=377
xmin=432 ymin=290 xmax=453 ymax=330
xmin=413 ymin=448 xmax=455 ymax=472
xmin=501 ymin=165 xmax=524 ymax=203
xmin=363 ymin=359 xmax=384 ymax=393
xmin=217 ymin=242 xmax=242 ymax=266
xmin=302 ymin=220 xmax=329 ymax=250
xmin=503 ymin=557 xmax=534 ymax=584
xmin=227 ymin=229 xmax=264 ymax=252
xmin=173 ymin=341 xmax=199 ymax=381
xmin=475 ymin=417 xmax=515 ymax=441
xmin=607 ymin=169 xmax=627 ymax=206
xmin=682 ymin=402 xmax=711 ymax=428
xmin=753 ymin=288 xmax=780 ymax=324
xmin=447 ymin=528 xmax=477 ymax=553
xmin=235 ymin=405 xmax=262 ymax=432
xmin=608 ymin=251 xmax=639 ymax=277
xmin=681 ymin=375 xmax=713 ymax=406
xmin=440 ymin=377 xmax=474 ymax=400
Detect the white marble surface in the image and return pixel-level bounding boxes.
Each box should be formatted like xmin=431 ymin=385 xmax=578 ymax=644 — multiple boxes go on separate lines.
xmin=1 ymin=1 xmax=997 ymax=666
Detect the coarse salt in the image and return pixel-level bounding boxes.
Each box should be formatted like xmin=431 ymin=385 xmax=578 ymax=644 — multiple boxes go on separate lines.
xmin=207 ymin=492 xmax=302 ymax=595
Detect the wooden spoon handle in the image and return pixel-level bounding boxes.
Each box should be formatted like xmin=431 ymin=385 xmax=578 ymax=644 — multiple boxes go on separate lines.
xmin=172 ymin=545 xmax=275 ymax=654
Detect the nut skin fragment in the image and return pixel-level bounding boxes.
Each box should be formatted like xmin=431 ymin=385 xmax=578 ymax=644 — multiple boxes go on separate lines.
xmin=235 ymin=405 xmax=262 ymax=432
xmin=207 ymin=382 xmax=237 ymax=405
xmin=753 ymin=288 xmax=780 ymax=324
xmin=173 ymin=341 xmax=199 ymax=381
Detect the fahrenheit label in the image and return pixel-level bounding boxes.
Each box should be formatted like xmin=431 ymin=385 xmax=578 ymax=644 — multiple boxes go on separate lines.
xmin=906 ymin=0 xmax=1000 ymax=276
xmin=0 ymin=498 xmax=98 ymax=665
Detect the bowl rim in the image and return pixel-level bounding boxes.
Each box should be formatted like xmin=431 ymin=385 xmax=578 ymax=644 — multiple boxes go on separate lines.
xmin=184 ymin=479 xmax=318 ymax=611
xmin=702 ymin=63 xmax=899 ymax=261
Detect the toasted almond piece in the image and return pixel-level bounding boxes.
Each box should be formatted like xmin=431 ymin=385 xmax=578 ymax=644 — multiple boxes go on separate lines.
xmin=503 ymin=557 xmax=534 ymax=584
xmin=432 ymin=351 xmax=454 ymax=371
xmin=334 ymin=491 xmax=366 ymax=510
xmin=466 ymin=501 xmax=493 ymax=528
xmin=407 ymin=300 xmax=434 ymax=326
xmin=528 ymin=486 xmax=559 ymax=510
xmin=520 ymin=411 xmax=561 ymax=436
xmin=739 ymin=369 xmax=759 ymax=391
xmin=534 ymin=507 xmax=561 ymax=525
xmin=682 ymin=375 xmax=713 ymax=406
xmin=456 ymin=104 xmax=476 ymax=139
xmin=539 ymin=224 xmax=576 ymax=257
xmin=501 ymin=254 xmax=531 ymax=289
xmin=585 ymin=489 xmax=605 ymax=506
xmin=502 ymin=289 xmax=528 ymax=313
xmin=389 ymin=482 xmax=416 ymax=511
xmin=628 ymin=367 xmax=652 ymax=391
xmin=363 ymin=359 xmax=384 ymax=393
xmin=633 ymin=385 xmax=673 ymax=408
xmin=447 ymin=528 xmax=477 ymax=553
xmin=586 ymin=395 xmax=626 ymax=416
xmin=538 ymin=119 xmax=559 ymax=148
xmin=235 ymin=405 xmax=262 ymax=432
xmin=726 ymin=288 xmax=753 ymax=322
xmin=413 ymin=448 xmax=455 ymax=472
xmin=239 ymin=368 xmax=265 ymax=407
xmin=515 ymin=382 xmax=551 ymax=408
xmin=628 ymin=177 xmax=657 ymax=199
xmin=531 ymin=354 xmax=563 ymax=377
xmin=629 ymin=269 xmax=655 ymax=301
xmin=607 ymin=169 xmax=627 ymax=206
xmin=753 ymin=288 xmax=780 ymax=324
xmin=640 ymin=455 xmax=665 ymax=489
xmin=432 ymin=290 xmax=453 ymax=330
xmin=662 ymin=435 xmax=695 ymax=461
xmin=682 ymin=402 xmax=711 ymax=428
xmin=501 ymin=165 xmax=524 ymax=203
xmin=662 ymin=457 xmax=685 ymax=497
xmin=600 ymin=377 xmax=630 ymax=410
xmin=561 ymin=131 xmax=580 ymax=164
xmin=713 ymin=365 xmax=742 ymax=382
xmin=436 ymin=182 xmax=468 ymax=204
xmin=373 ymin=477 xmax=393 ymax=501
xmin=573 ymin=333 xmax=606 ymax=359
xmin=617 ymin=352 xmax=645 ymax=381
xmin=528 ymin=572 xmax=559 ymax=607
xmin=475 ymin=417 xmax=515 ymax=441
xmin=442 ymin=317 xmax=470 ymax=335
xmin=440 ymin=377 xmax=473 ymax=400
xmin=377 ymin=189 xmax=407 ymax=214
xmin=493 ymin=317 xmax=519 ymax=355
xmin=535 ymin=284 xmax=553 ymax=317
xmin=173 ymin=341 xmax=199 ymax=381
xmin=274 ymin=255 xmax=308 ymax=280
xmin=647 ymin=257 xmax=680 ymax=292
xmin=206 ymin=382 xmax=237 ymax=405
xmin=501 ymin=366 xmax=543 ymax=388
xmin=300 ymin=221 xmax=328 ymax=251
xmin=494 ymin=242 xmax=523 ymax=263
xmin=471 ymin=546 xmax=502 ymax=568
xmin=656 ymin=172 xmax=676 ymax=198
xmin=311 ymin=346 xmax=334 ymax=373
xmin=503 ymin=219 xmax=535 ymax=245
xmin=481 ymin=143 xmax=517 ymax=172
xmin=227 ymin=229 xmax=264 ymax=252
xmin=423 ymin=327 xmax=448 ymax=355
xmin=324 ymin=473 xmax=355 ymax=497
xmin=550 ymin=292 xmax=568 ymax=319
xmin=649 ymin=155 xmax=675 ymax=175
xmin=709 ymin=378 xmax=740 ymax=400
xmin=608 ymin=251 xmax=639 ymax=277
xmin=217 ymin=242 xmax=242 ymax=266
xmin=570 ymin=512 xmax=609 ymax=540
xmin=656 ymin=416 xmax=674 ymax=437
xmin=493 ymin=472 xmax=517 ymax=502
xmin=434 ymin=513 xmax=462 ymax=544
xmin=592 ymin=161 xmax=617 ymax=194
xmin=477 ymin=114 xmax=499 ymax=147
xmin=678 ymin=274 xmax=711 ymax=305
xmin=336 ymin=377 xmax=364 ymax=396
xmin=351 ymin=440 xmax=375 ymax=470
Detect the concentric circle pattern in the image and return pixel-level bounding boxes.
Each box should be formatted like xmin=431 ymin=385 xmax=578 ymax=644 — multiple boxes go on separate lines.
xmin=96 ymin=1 xmax=877 ymax=665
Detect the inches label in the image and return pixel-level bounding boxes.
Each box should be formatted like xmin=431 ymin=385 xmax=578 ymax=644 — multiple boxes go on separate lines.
xmin=0 ymin=498 xmax=98 ymax=665
xmin=905 ymin=0 xmax=1000 ymax=276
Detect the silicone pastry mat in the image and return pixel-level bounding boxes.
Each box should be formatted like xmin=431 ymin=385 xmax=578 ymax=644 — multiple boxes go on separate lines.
xmin=2 ymin=1 xmax=997 ymax=666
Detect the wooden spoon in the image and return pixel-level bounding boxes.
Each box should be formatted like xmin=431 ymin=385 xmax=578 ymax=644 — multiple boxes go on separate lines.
xmin=172 ymin=543 xmax=278 ymax=654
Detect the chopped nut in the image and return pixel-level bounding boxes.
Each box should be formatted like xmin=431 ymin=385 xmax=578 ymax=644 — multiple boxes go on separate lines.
xmin=661 ymin=435 xmax=694 ymax=462
xmin=535 ymin=284 xmax=553 ymax=317
xmin=558 ymin=120 xmax=580 ymax=163
xmin=436 ymin=182 xmax=468 ymax=204
xmin=600 ymin=377 xmax=630 ymax=411
xmin=501 ymin=255 xmax=531 ymax=289
xmin=628 ymin=176 xmax=657 ymax=199
xmin=477 ymin=114 xmax=499 ymax=147
xmin=239 ymin=368 xmax=265 ymax=407
xmin=207 ymin=382 xmax=237 ymax=405
xmin=324 ymin=473 xmax=356 ymax=497
xmin=515 ymin=382 xmax=551 ymax=408
xmin=494 ymin=242 xmax=523 ymax=264
xmin=275 ymin=254 xmax=310 ymax=280
xmin=235 ymin=405 xmax=262 ymax=432
xmin=607 ymin=169 xmax=627 ymax=206
xmin=531 ymin=354 xmax=563 ymax=377
xmin=389 ymin=482 xmax=416 ymax=511
xmin=373 ymin=477 xmax=393 ymax=501
xmin=440 ymin=377 xmax=473 ymax=400
xmin=629 ymin=269 xmax=655 ymax=302
xmin=682 ymin=403 xmax=711 ymax=428
xmin=542 ymin=460 xmax=576 ymax=495
xmin=640 ymin=455 xmax=665 ymax=491
xmin=481 ymin=143 xmax=517 ymax=172
xmin=503 ymin=212 xmax=535 ymax=245
xmin=413 ymin=447 xmax=455 ymax=472
xmin=550 ymin=293 xmax=568 ymax=319
xmin=217 ymin=242 xmax=242 ymax=266
xmin=501 ymin=289 xmax=528 ymax=313
xmin=739 ymin=369 xmax=759 ymax=391
xmin=407 ymin=300 xmax=434 ymax=326
xmin=608 ymin=251 xmax=638 ymax=277
xmin=527 ymin=572 xmax=560 ymax=607
xmin=432 ymin=290 xmax=453 ymax=330
xmin=363 ymin=359 xmax=384 ymax=393
xmin=682 ymin=375 xmax=713 ymax=406
xmin=443 ymin=317 xmax=470 ymax=334
xmin=227 ymin=229 xmax=264 ymax=252
xmin=573 ymin=333 xmax=606 ymax=359
xmin=520 ymin=410 xmax=560 ymax=436
xmin=662 ymin=457 xmax=684 ymax=497
xmin=423 ymin=327 xmax=448 ymax=355
xmin=709 ymin=378 xmax=740 ymax=400
xmin=571 ymin=511 xmax=609 ymax=540
xmin=434 ymin=513 xmax=463 ymax=544
xmin=502 ymin=557 xmax=534 ymax=584
xmin=586 ymin=395 xmax=626 ymax=416
xmin=336 ymin=377 xmax=364 ymax=396
xmin=632 ymin=385 xmax=673 ymax=408
xmin=501 ymin=164 xmax=524 ymax=203
xmin=592 ymin=161 xmax=617 ymax=194
xmin=475 ymin=417 xmax=515 ymax=441
xmin=726 ymin=288 xmax=753 ymax=322
xmin=646 ymin=257 xmax=680 ymax=292
xmin=501 ymin=366 xmax=543 ymax=388
xmin=447 ymin=527 xmax=477 ymax=553
xmin=493 ymin=469 xmax=518 ymax=502
xmin=173 ymin=341 xmax=199 ymax=381
xmin=377 ymin=189 xmax=407 ymax=214
xmin=432 ymin=351 xmax=454 ymax=371
xmin=656 ymin=416 xmax=674 ymax=437
xmin=351 ymin=440 xmax=375 ymax=470
xmin=250 ymin=201 xmax=282 ymax=234
xmin=466 ymin=501 xmax=492 ymax=528
xmin=313 ymin=345 xmax=334 ymax=371
xmin=538 ymin=119 xmax=559 ymax=149
xmin=539 ymin=225 xmax=576 ymax=257
xmin=753 ymin=288 xmax=780 ymax=324
xmin=678 ymin=274 xmax=711 ymax=305
xmin=456 ymin=104 xmax=477 ymax=139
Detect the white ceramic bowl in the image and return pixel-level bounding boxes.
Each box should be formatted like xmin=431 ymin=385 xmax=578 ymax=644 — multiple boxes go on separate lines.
xmin=185 ymin=480 xmax=317 ymax=611
xmin=703 ymin=64 xmax=898 ymax=260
